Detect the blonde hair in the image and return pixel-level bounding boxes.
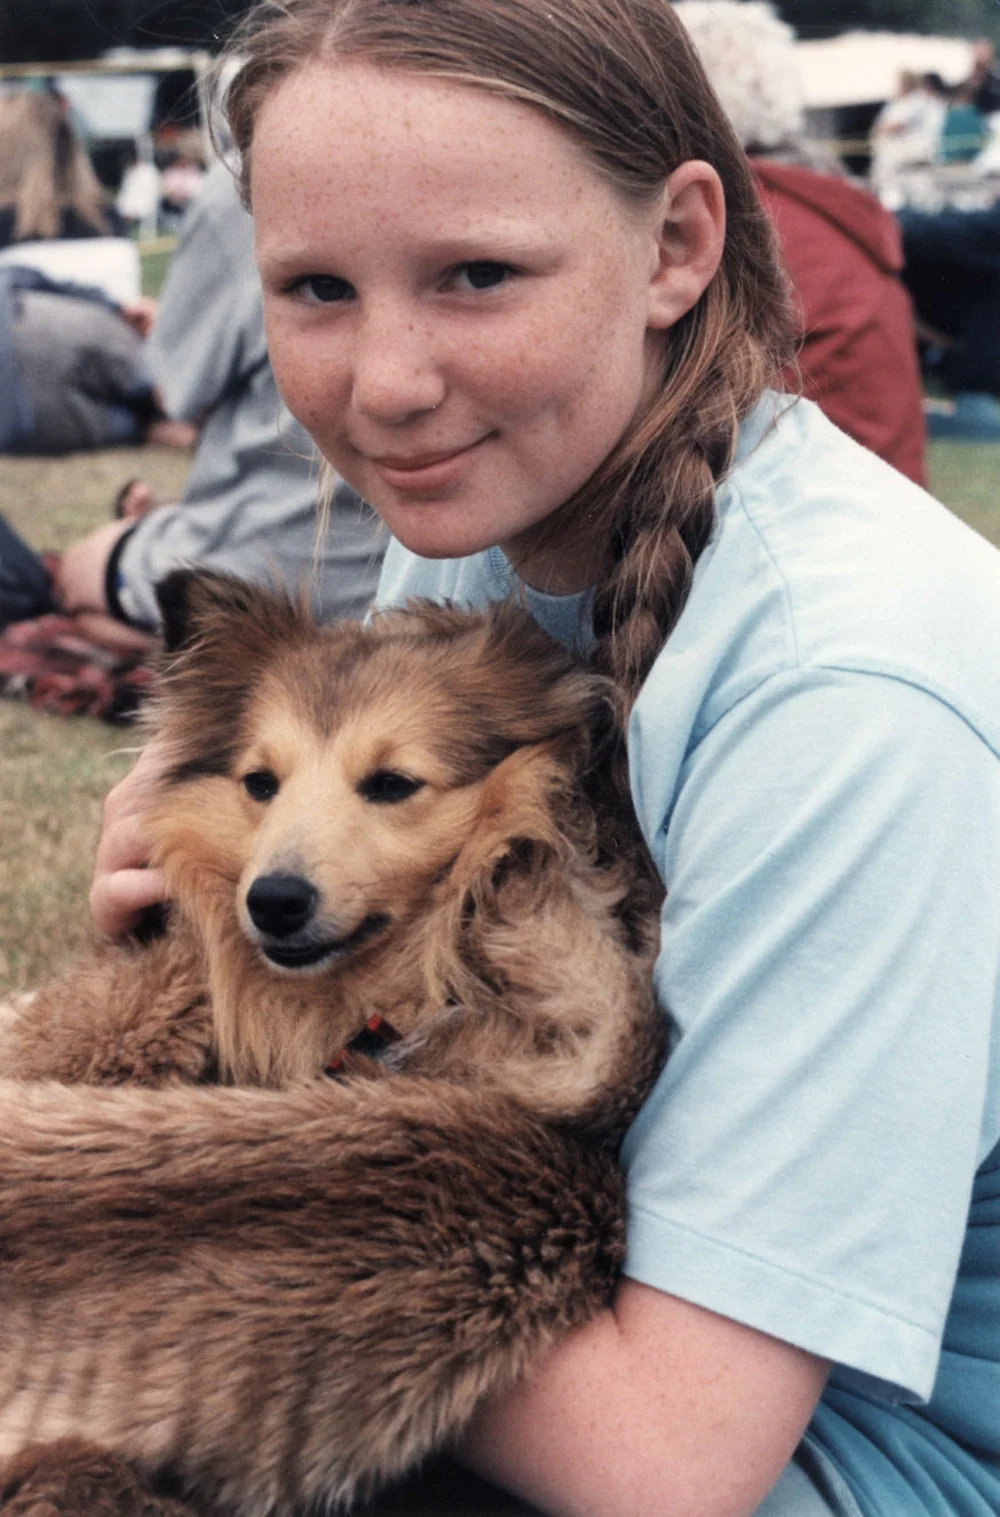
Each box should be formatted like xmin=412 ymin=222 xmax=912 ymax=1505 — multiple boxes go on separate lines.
xmin=223 ymin=0 xmax=796 ymax=710
xmin=0 ymin=91 xmax=110 ymax=242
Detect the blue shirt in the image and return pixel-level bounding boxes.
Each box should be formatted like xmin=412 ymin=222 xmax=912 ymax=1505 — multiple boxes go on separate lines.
xmin=376 ymin=396 xmax=1000 ymax=1515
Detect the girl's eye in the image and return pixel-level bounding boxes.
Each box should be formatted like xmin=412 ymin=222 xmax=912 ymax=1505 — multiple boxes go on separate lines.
xmin=454 ymin=261 xmax=513 ymax=293
xmin=290 ymin=274 xmax=354 ymax=305
xmin=358 ymin=770 xmax=426 ymax=805
xmin=243 ymin=770 xmax=280 ymax=802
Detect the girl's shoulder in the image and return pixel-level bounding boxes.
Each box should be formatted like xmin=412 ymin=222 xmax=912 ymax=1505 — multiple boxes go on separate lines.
xmin=637 ymin=395 xmax=1000 ymax=764
xmin=733 ymin=395 xmax=1000 ymax=687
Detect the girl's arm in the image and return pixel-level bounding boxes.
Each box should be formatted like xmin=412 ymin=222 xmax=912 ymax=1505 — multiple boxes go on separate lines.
xmin=460 ymin=1279 xmax=829 ymax=1517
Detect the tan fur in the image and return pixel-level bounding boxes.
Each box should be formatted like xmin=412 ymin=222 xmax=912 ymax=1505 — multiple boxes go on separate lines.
xmin=0 ymin=572 xmax=664 ymax=1516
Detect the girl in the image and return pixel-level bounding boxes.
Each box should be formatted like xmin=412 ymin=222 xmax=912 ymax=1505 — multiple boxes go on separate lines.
xmin=91 ymin=0 xmax=1000 ymax=1513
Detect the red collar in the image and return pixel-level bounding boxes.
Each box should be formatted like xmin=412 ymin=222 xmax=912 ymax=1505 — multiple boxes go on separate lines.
xmin=325 ymin=1013 xmax=401 ymax=1078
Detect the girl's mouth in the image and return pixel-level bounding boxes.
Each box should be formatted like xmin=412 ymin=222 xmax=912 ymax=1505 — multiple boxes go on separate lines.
xmin=369 ymin=437 xmax=487 ymax=492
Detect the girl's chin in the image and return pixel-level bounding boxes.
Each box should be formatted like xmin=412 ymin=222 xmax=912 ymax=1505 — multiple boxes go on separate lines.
xmin=361 ymin=490 xmax=501 ymax=561
xmin=382 ymin=518 xmax=501 ymax=562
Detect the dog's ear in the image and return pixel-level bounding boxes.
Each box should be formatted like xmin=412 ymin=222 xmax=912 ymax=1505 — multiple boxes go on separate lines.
xmin=156 ymin=568 xmax=201 ymax=653
xmin=472 ymin=602 xmax=614 ymax=753
xmin=150 ymin=571 xmax=314 ymax=779
xmin=155 ymin=570 xmax=282 ymax=654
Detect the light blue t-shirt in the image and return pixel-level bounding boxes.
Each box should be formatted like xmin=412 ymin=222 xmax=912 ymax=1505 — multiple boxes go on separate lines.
xmin=376 ymin=396 xmax=1000 ymax=1516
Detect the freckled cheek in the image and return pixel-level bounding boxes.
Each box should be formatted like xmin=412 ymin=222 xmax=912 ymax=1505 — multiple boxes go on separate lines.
xmin=265 ymin=323 xmax=352 ymax=440
xmin=472 ymin=320 xmax=609 ymax=422
xmin=483 ymin=279 xmax=646 ymax=425
xmin=491 ymin=350 xmax=641 ymax=454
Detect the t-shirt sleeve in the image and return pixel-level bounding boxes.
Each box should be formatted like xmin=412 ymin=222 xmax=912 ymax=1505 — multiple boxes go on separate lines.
xmin=147 ymin=187 xmax=261 ymax=424
xmin=622 ymin=667 xmax=1000 ymax=1403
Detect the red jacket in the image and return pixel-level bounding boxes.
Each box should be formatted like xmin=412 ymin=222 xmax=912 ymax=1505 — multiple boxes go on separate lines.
xmin=753 ymin=158 xmax=926 ymax=486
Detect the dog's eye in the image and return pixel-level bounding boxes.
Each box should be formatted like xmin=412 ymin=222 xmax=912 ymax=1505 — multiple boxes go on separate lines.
xmin=243 ymin=769 xmax=279 ymax=803
xmin=358 ymin=770 xmax=425 ymax=805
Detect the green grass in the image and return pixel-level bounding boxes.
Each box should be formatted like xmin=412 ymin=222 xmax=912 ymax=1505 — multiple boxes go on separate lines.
xmin=0 ymin=445 xmax=189 ymax=992
xmin=926 ymin=442 xmax=1000 ymax=549
xmin=140 ymin=245 xmax=176 ymax=299
xmin=0 ymin=706 xmax=139 ymax=987
xmin=0 ymin=241 xmax=187 ymax=991
xmin=0 ymin=446 xmax=190 ymax=550
xmin=0 ymin=432 xmax=997 ymax=995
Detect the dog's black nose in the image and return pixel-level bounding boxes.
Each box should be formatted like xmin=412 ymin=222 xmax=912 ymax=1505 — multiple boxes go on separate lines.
xmin=246 ymin=874 xmax=319 ymax=938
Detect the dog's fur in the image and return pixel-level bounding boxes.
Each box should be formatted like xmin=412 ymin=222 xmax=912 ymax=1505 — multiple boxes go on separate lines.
xmin=0 ymin=572 xmax=664 ymax=1516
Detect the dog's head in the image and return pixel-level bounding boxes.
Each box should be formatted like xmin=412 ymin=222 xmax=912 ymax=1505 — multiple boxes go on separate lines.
xmin=146 ymin=571 xmax=616 ymax=980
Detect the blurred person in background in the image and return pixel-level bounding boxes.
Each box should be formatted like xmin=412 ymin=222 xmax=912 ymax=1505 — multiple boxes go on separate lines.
xmin=53 ymin=161 xmax=385 ymax=659
xmin=896 ymin=194 xmax=1000 ymax=440
xmin=0 ymin=87 xmax=123 ymax=248
xmin=889 ymin=47 xmax=1000 ymax=441
xmin=937 ymin=81 xmax=988 ymax=166
xmin=674 ymin=0 xmax=926 ymax=486
xmin=870 ymin=71 xmax=946 ymax=188
xmin=0 ymin=90 xmax=183 ymax=455
xmin=157 ymin=132 xmax=207 ymax=233
xmin=966 ymin=38 xmax=1000 ymax=119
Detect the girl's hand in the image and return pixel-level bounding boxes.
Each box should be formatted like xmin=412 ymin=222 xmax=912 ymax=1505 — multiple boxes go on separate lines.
xmin=90 ymin=740 xmax=170 ymax=939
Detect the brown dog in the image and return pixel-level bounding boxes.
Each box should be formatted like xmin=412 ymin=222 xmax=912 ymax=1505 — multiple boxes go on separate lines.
xmin=0 ymin=571 xmax=664 ymax=1516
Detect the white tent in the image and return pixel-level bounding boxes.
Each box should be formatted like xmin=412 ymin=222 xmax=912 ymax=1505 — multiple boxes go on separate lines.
xmin=795 ymin=32 xmax=975 ymax=110
xmin=0 ymin=50 xmax=212 ymax=144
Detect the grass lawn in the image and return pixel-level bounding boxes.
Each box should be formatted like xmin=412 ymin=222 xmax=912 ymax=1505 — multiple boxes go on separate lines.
xmin=0 ymin=436 xmax=997 ymax=994
xmin=140 ymin=244 xmax=176 ymax=299
xmin=926 ymin=442 xmax=1000 ymax=549
xmin=0 ymin=445 xmax=189 ymax=992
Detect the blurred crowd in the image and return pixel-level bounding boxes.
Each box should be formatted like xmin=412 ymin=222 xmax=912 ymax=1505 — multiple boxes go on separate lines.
xmin=116 ymin=128 xmax=208 ymax=238
xmin=870 ymin=43 xmax=1000 ymax=188
xmin=865 ymin=42 xmax=1000 ymax=442
xmin=0 ymin=7 xmax=999 ymax=715
xmin=674 ymin=2 xmax=1000 ymax=447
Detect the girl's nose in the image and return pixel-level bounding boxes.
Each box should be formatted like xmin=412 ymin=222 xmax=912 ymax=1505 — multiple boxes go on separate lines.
xmin=349 ymin=308 xmax=446 ymax=425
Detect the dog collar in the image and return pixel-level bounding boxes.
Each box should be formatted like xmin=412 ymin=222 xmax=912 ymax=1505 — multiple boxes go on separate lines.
xmin=325 ymin=1013 xmax=401 ymax=1077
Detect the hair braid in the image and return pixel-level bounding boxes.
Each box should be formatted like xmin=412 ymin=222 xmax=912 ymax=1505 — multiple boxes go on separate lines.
xmin=573 ymin=212 xmax=795 ymax=710
xmin=589 ymin=339 xmax=776 ymax=707
xmin=587 ymin=270 xmax=792 ymax=812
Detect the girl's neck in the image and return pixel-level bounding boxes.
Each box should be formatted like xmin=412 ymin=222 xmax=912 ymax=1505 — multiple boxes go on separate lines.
xmin=502 ymin=517 xmax=610 ymax=597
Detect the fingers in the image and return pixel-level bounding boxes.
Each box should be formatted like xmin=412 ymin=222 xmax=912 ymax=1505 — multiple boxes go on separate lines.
xmin=73 ymin=611 xmax=157 ymax=660
xmin=90 ymin=866 xmax=168 ymax=941
xmin=90 ymin=740 xmax=172 ymax=940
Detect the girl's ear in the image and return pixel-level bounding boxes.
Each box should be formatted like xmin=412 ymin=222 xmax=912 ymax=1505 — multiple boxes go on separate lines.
xmin=645 ymin=160 xmax=727 ymax=331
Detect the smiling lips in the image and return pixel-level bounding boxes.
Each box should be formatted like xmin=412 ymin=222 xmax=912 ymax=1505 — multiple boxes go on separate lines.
xmin=368 ymin=437 xmax=487 ymax=492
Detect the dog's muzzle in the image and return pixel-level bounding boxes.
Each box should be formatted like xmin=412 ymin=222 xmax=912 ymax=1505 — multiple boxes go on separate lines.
xmin=244 ymin=872 xmax=388 ymax=971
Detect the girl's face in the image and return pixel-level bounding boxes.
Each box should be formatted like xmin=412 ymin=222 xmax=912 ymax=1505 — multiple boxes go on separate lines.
xmin=252 ymin=61 xmax=718 ymax=591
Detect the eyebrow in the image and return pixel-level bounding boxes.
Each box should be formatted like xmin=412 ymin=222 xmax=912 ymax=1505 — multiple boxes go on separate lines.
xmin=256 ymin=227 xmax=560 ymax=277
